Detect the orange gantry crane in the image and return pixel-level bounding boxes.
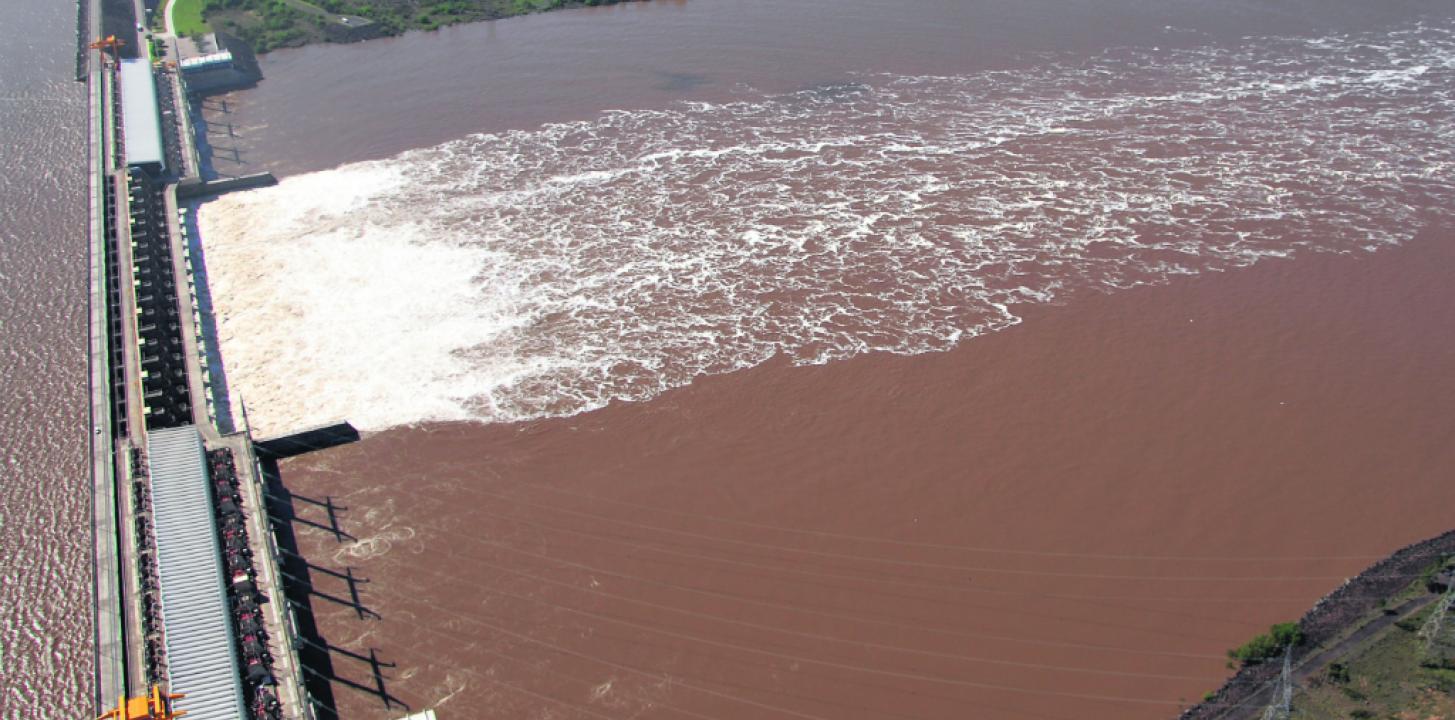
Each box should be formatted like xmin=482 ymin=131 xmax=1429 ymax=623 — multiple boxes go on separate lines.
xmin=96 ymin=685 xmax=186 ymax=720
xmin=88 ymin=35 xmax=127 ymax=66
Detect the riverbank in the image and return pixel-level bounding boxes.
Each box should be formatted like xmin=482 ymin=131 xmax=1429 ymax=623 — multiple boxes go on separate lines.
xmin=1183 ymin=531 xmax=1455 ymax=719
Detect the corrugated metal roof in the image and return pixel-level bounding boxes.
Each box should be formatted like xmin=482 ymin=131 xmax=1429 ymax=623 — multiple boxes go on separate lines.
xmin=119 ymin=59 xmax=165 ymax=169
xmin=147 ymin=426 xmax=247 ymax=720
xmin=180 ymin=51 xmax=234 ymax=71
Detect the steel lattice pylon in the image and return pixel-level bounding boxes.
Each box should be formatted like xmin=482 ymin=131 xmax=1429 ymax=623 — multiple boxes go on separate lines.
xmin=1260 ymin=647 xmax=1293 ymax=720
xmin=1420 ymin=583 xmax=1455 ymax=665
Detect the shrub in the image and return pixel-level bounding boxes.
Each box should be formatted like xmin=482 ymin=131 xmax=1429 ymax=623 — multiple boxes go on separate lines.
xmin=1228 ymin=622 xmax=1304 ymax=665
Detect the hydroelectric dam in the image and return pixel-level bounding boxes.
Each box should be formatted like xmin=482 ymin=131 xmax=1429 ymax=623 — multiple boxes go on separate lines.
xmin=76 ymin=0 xmax=353 ymax=717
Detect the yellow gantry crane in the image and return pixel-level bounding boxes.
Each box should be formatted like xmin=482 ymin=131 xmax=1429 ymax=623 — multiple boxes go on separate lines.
xmin=96 ymin=685 xmax=186 ymax=720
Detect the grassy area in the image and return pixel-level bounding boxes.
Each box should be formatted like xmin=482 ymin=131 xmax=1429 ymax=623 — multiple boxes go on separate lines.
xmin=170 ymin=0 xmax=213 ymax=36
xmin=202 ymin=0 xmax=639 ymax=53
xmin=1290 ymin=601 xmax=1455 ymax=719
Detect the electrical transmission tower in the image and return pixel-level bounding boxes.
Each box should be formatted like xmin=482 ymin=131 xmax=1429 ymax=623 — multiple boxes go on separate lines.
xmin=1260 ymin=646 xmax=1293 ymax=720
xmin=1419 ymin=582 xmax=1455 ymax=665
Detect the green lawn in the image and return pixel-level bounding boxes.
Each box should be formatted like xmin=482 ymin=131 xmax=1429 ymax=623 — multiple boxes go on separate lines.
xmin=168 ymin=0 xmax=212 ymax=36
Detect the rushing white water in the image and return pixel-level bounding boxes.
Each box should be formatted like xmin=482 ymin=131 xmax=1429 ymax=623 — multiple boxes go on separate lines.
xmin=199 ymin=22 xmax=1454 ymax=436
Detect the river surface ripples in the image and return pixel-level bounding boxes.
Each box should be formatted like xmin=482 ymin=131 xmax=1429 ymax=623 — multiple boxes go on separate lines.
xmin=200 ymin=21 xmax=1455 ymax=436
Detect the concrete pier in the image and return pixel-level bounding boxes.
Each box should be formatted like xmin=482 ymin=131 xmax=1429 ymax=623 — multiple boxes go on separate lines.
xmin=254 ymin=422 xmax=361 ymax=460
xmin=177 ymin=172 xmax=278 ymax=199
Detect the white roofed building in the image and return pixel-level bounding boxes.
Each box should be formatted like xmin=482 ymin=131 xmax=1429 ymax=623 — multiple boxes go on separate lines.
xmin=119 ymin=59 xmax=165 ymax=172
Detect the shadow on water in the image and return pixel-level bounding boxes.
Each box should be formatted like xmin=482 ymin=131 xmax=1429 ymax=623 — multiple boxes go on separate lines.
xmin=261 ymin=458 xmax=408 ymax=716
xmin=655 ymin=70 xmax=712 ymax=92
xmin=281 ymin=494 xmax=357 ymax=545
xmin=190 ymin=95 xmax=252 ymax=181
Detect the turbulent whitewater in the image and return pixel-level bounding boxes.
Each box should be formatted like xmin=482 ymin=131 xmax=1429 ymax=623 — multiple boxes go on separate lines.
xmin=199 ymin=23 xmax=1454 ymax=436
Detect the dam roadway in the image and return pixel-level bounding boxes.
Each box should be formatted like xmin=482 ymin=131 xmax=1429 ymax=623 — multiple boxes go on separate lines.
xmin=81 ymin=0 xmax=306 ymax=717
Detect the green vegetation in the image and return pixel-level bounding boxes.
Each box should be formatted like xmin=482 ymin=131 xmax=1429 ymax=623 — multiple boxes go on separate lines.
xmin=170 ymin=0 xmax=213 ymax=36
xmin=1420 ymin=554 xmax=1452 ymax=591
xmin=1228 ymin=621 xmax=1304 ymax=666
xmin=198 ymin=0 xmax=639 ymax=53
xmin=1290 ymin=602 xmax=1455 ymax=719
xmin=200 ymin=0 xmax=310 ymax=51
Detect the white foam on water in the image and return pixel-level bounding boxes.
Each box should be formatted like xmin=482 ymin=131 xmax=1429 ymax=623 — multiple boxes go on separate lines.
xmin=201 ymin=165 xmax=553 ymax=431
xmin=199 ymin=21 xmax=1455 ymax=436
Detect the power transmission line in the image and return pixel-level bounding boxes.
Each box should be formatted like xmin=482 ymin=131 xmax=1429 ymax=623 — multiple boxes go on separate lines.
xmin=444 ymin=483 xmax=1374 ymax=583
xmin=524 ymin=482 xmax=1390 ymax=563
xmin=240 ymin=411 xmax=1392 ymax=565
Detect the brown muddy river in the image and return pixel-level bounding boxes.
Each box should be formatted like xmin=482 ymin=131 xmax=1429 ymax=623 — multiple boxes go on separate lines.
xmin=191 ymin=0 xmax=1455 ymax=717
